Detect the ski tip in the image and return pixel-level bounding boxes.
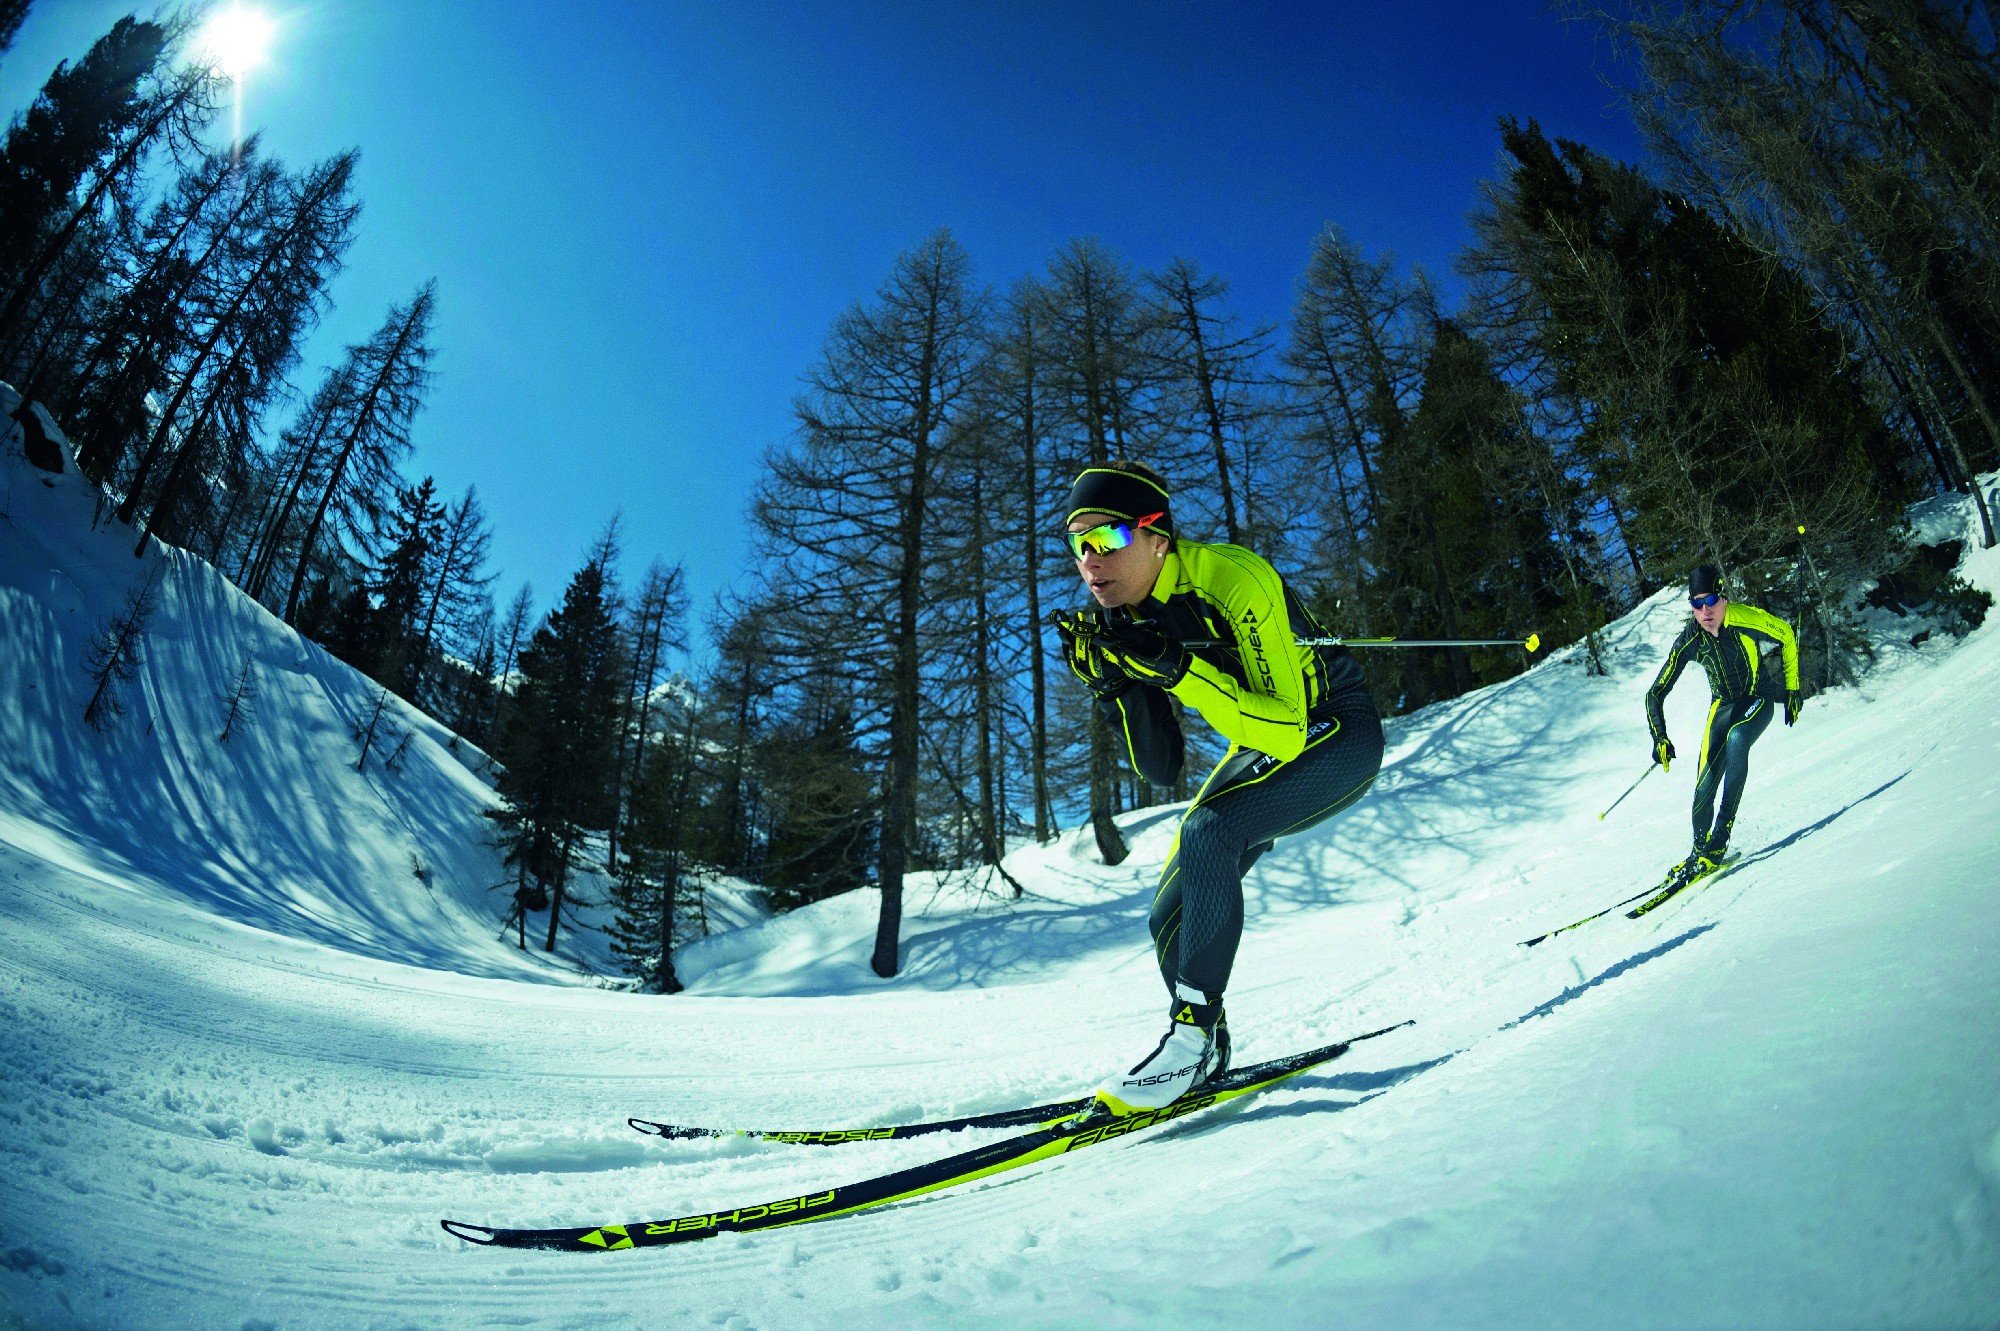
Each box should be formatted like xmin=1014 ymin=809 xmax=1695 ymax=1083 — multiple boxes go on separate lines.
xmin=1356 ymin=1018 xmax=1415 ymax=1041
xmin=441 ymin=1220 xmax=499 ymax=1245
xmin=628 ymin=1118 xmax=723 ymax=1140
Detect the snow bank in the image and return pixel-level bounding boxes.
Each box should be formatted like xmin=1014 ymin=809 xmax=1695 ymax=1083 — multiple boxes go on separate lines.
xmin=0 ymin=381 xmax=602 ymax=982
xmin=2 ymin=411 xmax=1995 ymax=1327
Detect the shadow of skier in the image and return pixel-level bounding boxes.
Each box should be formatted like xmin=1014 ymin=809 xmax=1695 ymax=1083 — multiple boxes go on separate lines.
xmin=1728 ymin=766 xmax=1917 ymax=874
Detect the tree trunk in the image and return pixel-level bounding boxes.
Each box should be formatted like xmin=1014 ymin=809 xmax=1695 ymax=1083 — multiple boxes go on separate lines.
xmin=544 ymin=853 xmax=568 ymax=953
xmin=1018 ymin=322 xmax=1052 ymax=843
xmin=872 ymin=291 xmax=941 ymax=978
xmin=1173 ymin=280 xmax=1241 ymax=542
xmin=1917 ymin=310 xmax=2000 ymax=547
xmin=970 ymin=462 xmax=999 ymax=865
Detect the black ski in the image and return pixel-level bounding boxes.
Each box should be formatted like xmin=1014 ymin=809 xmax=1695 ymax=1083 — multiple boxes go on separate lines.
xmin=1517 ymin=884 xmax=1659 ymax=947
xmin=1522 ymin=850 xmax=1745 ymax=944
xmin=628 ymin=1097 xmax=1091 ymax=1145
xmin=442 ymin=1020 xmax=1410 ymax=1252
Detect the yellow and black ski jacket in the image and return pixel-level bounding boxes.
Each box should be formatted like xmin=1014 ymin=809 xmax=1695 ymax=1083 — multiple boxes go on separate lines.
xmin=1102 ymin=539 xmax=1370 ymax=787
xmin=1645 ymin=602 xmax=1800 ymax=745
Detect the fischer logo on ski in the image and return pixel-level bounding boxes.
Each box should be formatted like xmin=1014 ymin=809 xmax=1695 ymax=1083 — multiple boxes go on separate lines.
xmin=765 ymin=1129 xmax=897 ymax=1145
xmin=442 ymin=1020 xmax=1411 ymax=1253
xmin=1066 ymin=1092 xmax=1218 ymax=1149
xmin=643 ymin=1190 xmax=838 ymax=1235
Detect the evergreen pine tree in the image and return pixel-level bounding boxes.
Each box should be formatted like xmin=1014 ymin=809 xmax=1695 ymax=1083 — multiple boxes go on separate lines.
xmin=608 ymin=705 xmax=702 ymax=994
xmin=0 ymin=3 xmax=30 ymax=59
xmin=373 ymin=476 xmax=442 ymax=694
xmin=81 ymin=567 xmax=158 ymax=731
xmin=488 ymin=557 xmax=626 ymax=953
xmin=1472 ymin=118 xmax=1905 ymax=681
xmin=757 ymin=686 xmax=876 ymax=913
xmin=0 ymin=17 xmax=222 ymax=361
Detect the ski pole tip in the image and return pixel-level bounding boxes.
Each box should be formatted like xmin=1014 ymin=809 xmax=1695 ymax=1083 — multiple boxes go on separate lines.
xmin=1524 ymin=632 xmax=1541 ymax=654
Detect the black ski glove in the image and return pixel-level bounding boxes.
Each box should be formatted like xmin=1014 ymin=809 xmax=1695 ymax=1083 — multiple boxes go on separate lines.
xmin=1784 ymin=689 xmax=1803 ymax=727
xmin=1653 ymin=736 xmax=1675 ymax=771
xmin=1099 ymin=612 xmax=1190 ymax=689
xmin=1053 ymin=610 xmax=1130 ymax=703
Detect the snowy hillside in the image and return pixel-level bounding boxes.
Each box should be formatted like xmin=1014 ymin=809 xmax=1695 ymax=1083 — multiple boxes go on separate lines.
xmin=2 ymin=400 xmax=1997 ymax=1326
xmin=0 ymin=384 xmax=618 ymax=983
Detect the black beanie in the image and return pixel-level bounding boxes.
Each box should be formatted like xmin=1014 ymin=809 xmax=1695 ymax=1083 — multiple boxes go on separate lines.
xmin=1688 ymin=564 xmax=1724 ymax=597
xmin=1064 ymin=466 xmax=1174 ymax=537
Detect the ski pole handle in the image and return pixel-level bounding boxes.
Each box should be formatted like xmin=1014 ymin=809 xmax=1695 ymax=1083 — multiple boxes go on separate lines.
xmin=1598 ymin=762 xmax=1657 ymax=821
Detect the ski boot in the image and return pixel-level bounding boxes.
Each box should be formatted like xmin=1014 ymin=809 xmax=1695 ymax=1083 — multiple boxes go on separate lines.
xmin=1683 ymin=847 xmax=1727 ymax=886
xmin=1094 ymin=982 xmax=1220 ymax=1115
xmin=1205 ymin=1008 xmax=1231 ymax=1087
xmin=1662 ymin=846 xmax=1711 ymax=890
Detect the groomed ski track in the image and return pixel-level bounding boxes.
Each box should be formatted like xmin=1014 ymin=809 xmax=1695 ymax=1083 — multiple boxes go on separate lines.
xmin=2 ymin=437 xmax=1997 ymax=1327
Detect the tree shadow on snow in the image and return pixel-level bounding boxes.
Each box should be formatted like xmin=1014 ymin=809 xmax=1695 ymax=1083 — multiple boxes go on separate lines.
xmin=896 ymin=659 xmax=1613 ymax=989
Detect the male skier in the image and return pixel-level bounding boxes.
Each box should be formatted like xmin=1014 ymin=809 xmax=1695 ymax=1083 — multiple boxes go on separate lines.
xmin=1052 ymin=461 xmax=1383 ymax=1115
xmin=1644 ymin=564 xmax=1802 ymax=890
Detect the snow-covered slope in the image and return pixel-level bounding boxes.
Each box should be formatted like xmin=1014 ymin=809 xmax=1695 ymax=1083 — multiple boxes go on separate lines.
xmin=2 ymin=403 xmax=1996 ymax=1327
xmin=0 ymin=385 xmax=611 ymax=982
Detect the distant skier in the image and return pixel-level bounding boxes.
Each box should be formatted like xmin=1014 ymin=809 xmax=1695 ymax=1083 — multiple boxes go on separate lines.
xmin=1644 ymin=564 xmax=1802 ymax=891
xmin=1052 ymin=461 xmax=1382 ymax=1115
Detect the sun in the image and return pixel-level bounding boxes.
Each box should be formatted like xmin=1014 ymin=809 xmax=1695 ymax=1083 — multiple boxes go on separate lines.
xmin=198 ymin=3 xmax=276 ymax=78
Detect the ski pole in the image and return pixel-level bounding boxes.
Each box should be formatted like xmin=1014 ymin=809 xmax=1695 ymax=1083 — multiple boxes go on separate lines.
xmin=1182 ymin=632 xmax=1542 ymax=653
xmin=1048 ymin=612 xmax=1540 ymax=655
xmin=1597 ymin=762 xmax=1657 ymax=821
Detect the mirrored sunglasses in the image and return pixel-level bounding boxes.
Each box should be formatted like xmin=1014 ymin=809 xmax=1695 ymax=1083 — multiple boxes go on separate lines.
xmin=1064 ymin=512 xmax=1164 ymax=560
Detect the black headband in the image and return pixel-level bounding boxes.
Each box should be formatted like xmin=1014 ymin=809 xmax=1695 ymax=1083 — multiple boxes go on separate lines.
xmin=1065 ymin=467 xmax=1174 ymax=536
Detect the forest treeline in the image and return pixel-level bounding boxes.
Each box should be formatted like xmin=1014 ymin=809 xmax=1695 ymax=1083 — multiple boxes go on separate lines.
xmin=6 ymin=3 xmax=1994 ymax=989
xmin=0 ymin=11 xmax=507 ymax=734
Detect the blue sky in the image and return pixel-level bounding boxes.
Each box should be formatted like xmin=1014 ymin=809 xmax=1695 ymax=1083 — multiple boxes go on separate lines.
xmin=4 ymin=1 xmax=1647 ymax=652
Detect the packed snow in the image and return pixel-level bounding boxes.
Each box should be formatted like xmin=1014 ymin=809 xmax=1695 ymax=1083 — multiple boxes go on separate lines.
xmin=2 ymin=405 xmax=1996 ymax=1329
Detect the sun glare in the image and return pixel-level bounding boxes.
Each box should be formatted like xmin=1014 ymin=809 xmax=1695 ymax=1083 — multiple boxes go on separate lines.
xmin=199 ymin=4 xmax=276 ymax=78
